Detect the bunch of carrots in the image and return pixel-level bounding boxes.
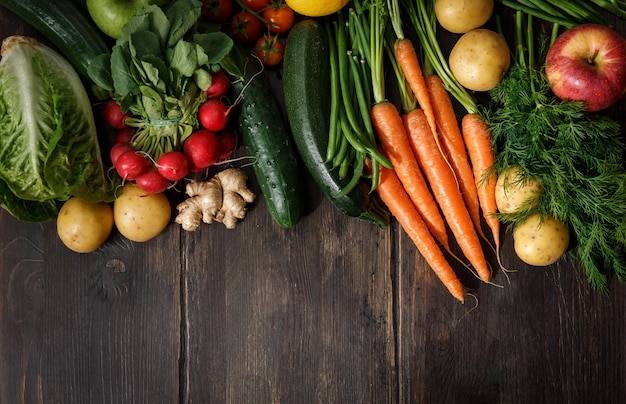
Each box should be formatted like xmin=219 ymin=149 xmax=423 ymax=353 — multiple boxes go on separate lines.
xmin=329 ymin=0 xmax=502 ymax=303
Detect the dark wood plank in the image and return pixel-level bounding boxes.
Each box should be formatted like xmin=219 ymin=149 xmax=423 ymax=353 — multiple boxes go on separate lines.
xmin=182 ymin=168 xmax=397 ymax=402
xmin=0 ymin=209 xmax=183 ymax=403
xmin=398 ymin=227 xmax=626 ymax=403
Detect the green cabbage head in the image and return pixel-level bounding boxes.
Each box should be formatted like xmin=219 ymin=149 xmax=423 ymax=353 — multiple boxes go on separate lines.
xmin=0 ymin=36 xmax=112 ymax=222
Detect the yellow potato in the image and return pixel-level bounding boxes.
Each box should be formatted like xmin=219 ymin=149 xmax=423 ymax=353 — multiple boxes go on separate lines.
xmin=435 ymin=0 xmax=494 ymax=34
xmin=495 ymin=166 xmax=542 ymax=214
xmin=449 ymin=28 xmax=511 ymax=92
xmin=114 ymin=183 xmax=171 ymax=242
xmin=513 ymin=214 xmax=570 ymax=266
xmin=57 ymin=197 xmax=114 ymax=253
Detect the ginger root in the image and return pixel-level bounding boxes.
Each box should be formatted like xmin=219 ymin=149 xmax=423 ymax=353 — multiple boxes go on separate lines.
xmin=175 ymin=168 xmax=255 ymax=230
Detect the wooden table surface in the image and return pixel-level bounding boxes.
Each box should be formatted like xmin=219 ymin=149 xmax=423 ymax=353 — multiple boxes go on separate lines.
xmin=1 ymin=3 xmax=625 ymax=404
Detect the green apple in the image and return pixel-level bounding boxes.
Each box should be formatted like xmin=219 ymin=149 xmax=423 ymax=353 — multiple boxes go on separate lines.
xmin=86 ymin=0 xmax=170 ymax=39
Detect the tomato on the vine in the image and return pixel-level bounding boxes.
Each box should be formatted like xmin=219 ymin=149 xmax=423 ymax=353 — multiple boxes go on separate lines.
xmin=240 ymin=0 xmax=270 ymax=12
xmin=263 ymin=2 xmax=295 ymax=34
xmin=202 ymin=0 xmax=234 ymax=23
xmin=228 ymin=11 xmax=263 ymax=44
xmin=254 ymin=34 xmax=285 ymax=67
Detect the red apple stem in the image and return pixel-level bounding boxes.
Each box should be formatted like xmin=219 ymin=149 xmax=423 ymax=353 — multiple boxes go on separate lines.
xmin=587 ymin=48 xmax=600 ymax=65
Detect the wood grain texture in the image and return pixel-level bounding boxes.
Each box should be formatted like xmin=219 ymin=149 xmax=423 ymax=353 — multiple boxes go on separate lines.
xmin=181 ymin=172 xmax=396 ymax=403
xmin=0 ymin=3 xmax=625 ymax=404
xmin=0 ymin=211 xmax=183 ymax=403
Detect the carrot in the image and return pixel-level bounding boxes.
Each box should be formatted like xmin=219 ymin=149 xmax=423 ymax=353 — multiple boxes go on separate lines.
xmin=424 ymin=74 xmax=483 ymax=237
xmin=373 ymin=160 xmax=465 ymax=303
xmin=404 ymin=108 xmax=492 ymax=283
xmin=394 ymin=39 xmax=438 ymax=141
xmin=462 ymin=113 xmax=501 ymax=263
xmin=371 ymin=101 xmax=450 ymax=251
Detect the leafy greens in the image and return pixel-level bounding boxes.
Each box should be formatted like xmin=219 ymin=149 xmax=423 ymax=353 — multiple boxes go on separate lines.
xmin=88 ymin=0 xmax=236 ymax=160
xmin=482 ymin=12 xmax=626 ymax=291
xmin=0 ymin=36 xmax=111 ymax=222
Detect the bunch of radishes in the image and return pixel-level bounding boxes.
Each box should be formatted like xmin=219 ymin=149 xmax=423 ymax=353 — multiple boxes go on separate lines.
xmin=104 ymin=68 xmax=237 ymax=194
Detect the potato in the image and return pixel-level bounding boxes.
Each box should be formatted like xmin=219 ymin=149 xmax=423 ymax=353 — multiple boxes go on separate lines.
xmin=449 ymin=28 xmax=510 ymax=91
xmin=114 ymin=183 xmax=171 ymax=242
xmin=513 ymin=214 xmax=570 ymax=266
xmin=57 ymin=197 xmax=114 ymax=253
xmin=435 ymin=0 xmax=494 ymax=34
xmin=495 ymin=166 xmax=542 ymax=214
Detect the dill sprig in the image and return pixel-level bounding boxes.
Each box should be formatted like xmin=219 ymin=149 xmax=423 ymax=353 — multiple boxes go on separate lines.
xmin=481 ymin=12 xmax=626 ymax=292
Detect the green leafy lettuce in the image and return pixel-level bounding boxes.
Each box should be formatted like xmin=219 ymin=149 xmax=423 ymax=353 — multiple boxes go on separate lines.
xmin=0 ymin=36 xmax=111 ymax=222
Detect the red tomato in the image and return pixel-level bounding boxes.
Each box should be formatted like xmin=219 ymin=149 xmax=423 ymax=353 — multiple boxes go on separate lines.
xmin=240 ymin=0 xmax=270 ymax=12
xmin=228 ymin=11 xmax=263 ymax=44
xmin=202 ymin=0 xmax=234 ymax=23
xmin=254 ymin=34 xmax=285 ymax=67
xmin=262 ymin=3 xmax=295 ymax=34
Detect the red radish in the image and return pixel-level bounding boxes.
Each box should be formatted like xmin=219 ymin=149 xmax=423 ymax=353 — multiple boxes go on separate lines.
xmin=218 ymin=129 xmax=237 ymax=159
xmin=115 ymin=150 xmax=150 ymax=180
xmin=183 ymin=129 xmax=221 ymax=170
xmin=135 ymin=167 xmax=170 ymax=194
xmin=104 ymin=99 xmax=129 ymax=129
xmin=110 ymin=142 xmax=133 ymax=166
xmin=115 ymin=128 xmax=135 ymax=144
xmin=206 ymin=70 xmax=231 ymax=99
xmin=157 ymin=151 xmax=190 ymax=181
xmin=198 ymin=99 xmax=230 ymax=132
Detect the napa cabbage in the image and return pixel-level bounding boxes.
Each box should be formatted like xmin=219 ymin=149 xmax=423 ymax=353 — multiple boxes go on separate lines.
xmin=0 ymin=36 xmax=112 ymax=222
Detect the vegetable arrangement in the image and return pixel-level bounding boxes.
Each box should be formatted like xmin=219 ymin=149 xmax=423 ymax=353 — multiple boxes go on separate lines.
xmin=483 ymin=12 xmax=626 ymax=291
xmin=286 ymin=0 xmax=626 ymax=300
xmin=0 ymin=0 xmax=304 ymax=242
xmin=88 ymin=0 xmax=235 ymax=173
xmin=282 ymin=19 xmax=390 ymax=227
xmin=384 ymin=1 xmax=489 ymax=294
xmin=89 ymin=0 xmax=303 ymax=232
xmin=2 ymin=0 xmax=626 ymax=302
xmin=406 ymin=0 xmax=505 ymax=270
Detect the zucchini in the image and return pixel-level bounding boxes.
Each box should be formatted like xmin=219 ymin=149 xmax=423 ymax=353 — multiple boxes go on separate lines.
xmin=230 ymin=57 xmax=304 ymax=228
xmin=0 ymin=0 xmax=110 ymax=81
xmin=283 ymin=19 xmax=390 ymax=227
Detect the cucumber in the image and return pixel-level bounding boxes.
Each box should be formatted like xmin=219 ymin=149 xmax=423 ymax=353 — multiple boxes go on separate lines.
xmin=230 ymin=57 xmax=304 ymax=228
xmin=0 ymin=0 xmax=110 ymax=81
xmin=283 ymin=19 xmax=390 ymax=227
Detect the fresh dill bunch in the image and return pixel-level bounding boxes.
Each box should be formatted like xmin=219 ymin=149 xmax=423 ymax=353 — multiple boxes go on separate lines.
xmin=481 ymin=62 xmax=626 ymax=292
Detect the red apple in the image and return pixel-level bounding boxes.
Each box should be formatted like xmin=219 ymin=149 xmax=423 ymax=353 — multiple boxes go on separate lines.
xmin=545 ymin=23 xmax=626 ymax=112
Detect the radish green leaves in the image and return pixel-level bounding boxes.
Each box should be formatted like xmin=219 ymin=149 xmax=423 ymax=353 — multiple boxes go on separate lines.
xmin=88 ymin=0 xmax=236 ymax=159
